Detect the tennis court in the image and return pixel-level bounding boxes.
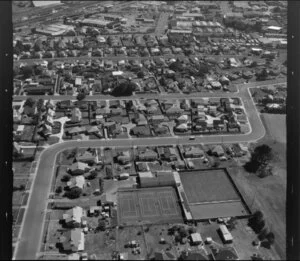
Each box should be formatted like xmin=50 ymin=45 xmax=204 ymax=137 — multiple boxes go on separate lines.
xmin=118 ymin=187 xmax=183 ymax=225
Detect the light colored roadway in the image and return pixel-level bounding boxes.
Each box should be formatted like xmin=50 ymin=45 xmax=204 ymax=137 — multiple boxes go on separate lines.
xmin=13 ymin=80 xmax=284 ymax=260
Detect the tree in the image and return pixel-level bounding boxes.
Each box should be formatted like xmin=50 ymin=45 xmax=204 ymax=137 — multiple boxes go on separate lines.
xmin=22 ymin=65 xmax=34 ymax=79
xmin=258 ymin=227 xmax=269 ymax=241
xmin=65 ymin=187 xmax=82 ymax=199
xmin=97 ymin=220 xmax=106 ymax=231
xmin=178 ymin=227 xmax=188 ymax=238
xmin=252 ymin=145 xmax=273 ymax=166
xmin=111 ymin=81 xmax=136 ymax=97
xmin=36 ymin=99 xmax=45 ymax=112
xmin=61 ymin=174 xmax=71 ymax=182
xmin=137 ymin=71 xmax=145 ymax=78
xmin=56 ymin=186 xmax=63 ymax=194
xmin=24 ymin=97 xmax=35 ymax=108
xmin=77 ymin=92 xmax=86 ymax=101
xmin=266 ymin=232 xmax=275 ymax=245
xmin=87 ymin=170 xmax=98 ymax=180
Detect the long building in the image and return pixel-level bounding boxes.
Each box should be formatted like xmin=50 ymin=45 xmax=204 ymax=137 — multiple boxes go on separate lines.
xmin=35 ymin=24 xmax=74 ymax=36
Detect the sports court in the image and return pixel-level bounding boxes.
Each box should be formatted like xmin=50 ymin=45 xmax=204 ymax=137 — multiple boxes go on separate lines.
xmin=118 ymin=187 xmax=183 ymax=225
xmin=179 ymin=169 xmax=250 ymax=220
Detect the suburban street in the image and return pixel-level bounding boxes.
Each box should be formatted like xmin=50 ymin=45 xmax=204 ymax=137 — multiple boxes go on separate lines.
xmin=11 ymin=78 xmax=285 ymax=260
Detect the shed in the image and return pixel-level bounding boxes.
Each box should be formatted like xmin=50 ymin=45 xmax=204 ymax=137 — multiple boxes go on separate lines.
xmin=190 ymin=232 xmax=203 ymax=245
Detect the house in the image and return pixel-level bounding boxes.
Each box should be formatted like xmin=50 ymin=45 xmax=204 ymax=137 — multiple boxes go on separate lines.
xmin=69 ymin=162 xmax=90 ymax=175
xmin=175 ymin=123 xmax=188 ymax=132
xmin=212 ymin=247 xmax=239 ymax=260
xmin=130 ymin=126 xmax=151 ymax=137
xmin=62 ymin=206 xmax=85 ymax=228
xmin=154 ymin=250 xmax=176 ymax=260
xmin=184 ymin=146 xmax=204 ymax=158
xmin=88 ymin=206 xmax=102 ymax=217
xmin=71 ymin=107 xmax=82 ymax=122
xmin=117 ymin=151 xmax=131 ymax=164
xmin=166 ymin=106 xmax=184 ymax=116
xmin=242 ymin=71 xmax=253 ymax=79
xmin=212 ymin=145 xmax=225 ymax=157
xmin=133 ymin=113 xmax=148 ymax=126
xmin=211 ymin=81 xmax=222 ymax=90
xmin=149 ymin=115 xmax=165 ymax=124
xmin=13 ymin=109 xmax=22 ymax=122
xmin=67 ymin=126 xmax=86 ymax=136
xmin=138 ymin=149 xmax=158 ymax=161
xmin=86 ymin=126 xmax=102 ymax=138
xmin=67 ymin=253 xmax=80 ymax=260
xmin=158 ymin=147 xmax=178 ymax=161
xmin=219 ymin=224 xmax=233 ymax=243
xmin=76 ymin=150 xmax=98 ymax=164
xmin=61 ymin=228 xmax=85 ymax=252
xmin=153 ymin=124 xmax=169 ymax=135
xmin=67 ymin=175 xmax=86 ymax=190
xmin=13 ymin=142 xmax=23 ymax=157
xmin=190 ymin=232 xmax=203 ymax=245
xmin=177 ymin=114 xmax=188 ymax=124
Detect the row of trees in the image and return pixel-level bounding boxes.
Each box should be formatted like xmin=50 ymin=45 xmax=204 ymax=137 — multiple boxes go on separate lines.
xmin=249 ymin=210 xmax=275 ymax=248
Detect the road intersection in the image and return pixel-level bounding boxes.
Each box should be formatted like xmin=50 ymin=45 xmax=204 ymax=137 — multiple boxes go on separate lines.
xmin=13 ymin=80 xmax=284 ymax=260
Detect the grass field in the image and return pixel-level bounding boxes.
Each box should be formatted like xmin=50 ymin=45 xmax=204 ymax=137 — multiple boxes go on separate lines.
xmin=118 ymin=187 xmax=183 ymax=226
xmin=180 ymin=170 xmax=240 ymax=204
xmin=226 ymin=113 xmax=286 ymax=259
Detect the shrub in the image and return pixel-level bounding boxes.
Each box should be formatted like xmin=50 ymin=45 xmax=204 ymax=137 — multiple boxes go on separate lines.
xmin=55 ymin=186 xmax=63 ymax=194
xmin=77 ymin=92 xmax=86 ymax=101
xmin=61 ymin=174 xmax=71 ymax=182
xmin=64 ymin=187 xmax=82 ymax=199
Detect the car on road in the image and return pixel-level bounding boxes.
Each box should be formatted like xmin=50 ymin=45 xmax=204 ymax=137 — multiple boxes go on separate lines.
xmin=189 ymin=136 xmax=195 ymax=140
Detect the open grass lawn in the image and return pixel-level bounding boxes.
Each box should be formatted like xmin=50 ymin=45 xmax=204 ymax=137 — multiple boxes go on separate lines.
xmin=44 ymin=220 xmax=65 ymax=252
xmin=143 ymin=224 xmax=178 ymax=259
xmin=85 ymin=229 xmax=116 ymax=260
xmin=53 ymin=165 xmax=69 ymax=195
xmin=227 ymin=113 xmax=286 ymax=260
xmin=13 ymin=161 xmax=32 ymax=176
xmin=180 ymin=170 xmax=240 ymax=204
xmin=20 ymin=125 xmax=36 ymax=142
xmin=117 ymin=226 xmax=148 ymax=260
xmin=57 ymin=149 xmax=76 ymax=165
xmin=13 ymin=191 xmax=24 ymax=206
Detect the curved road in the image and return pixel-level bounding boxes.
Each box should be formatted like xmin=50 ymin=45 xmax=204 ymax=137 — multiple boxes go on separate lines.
xmin=13 ymin=81 xmax=284 ymax=260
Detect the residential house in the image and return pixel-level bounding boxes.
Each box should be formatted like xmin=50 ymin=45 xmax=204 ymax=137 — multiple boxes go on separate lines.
xmin=13 ymin=109 xmax=22 ymax=122
xmin=117 ymin=151 xmax=131 ymax=165
xmin=67 ymin=175 xmax=86 ymax=190
xmin=184 ymin=146 xmax=204 ymax=158
xmin=67 ymin=126 xmax=86 ymax=137
xmin=158 ymin=147 xmax=178 ymax=161
xmin=67 ymin=253 xmax=80 ymax=260
xmin=175 ymin=123 xmax=189 ymax=132
xmin=75 ymin=150 xmax=98 ymax=164
xmin=86 ymin=126 xmax=102 ymax=138
xmin=13 ymin=142 xmax=23 ymax=157
xmin=153 ymin=124 xmax=169 ymax=135
xmin=211 ymin=247 xmax=239 ymax=260
xmin=190 ymin=233 xmax=203 ymax=245
xmin=149 ymin=115 xmax=165 ymax=124
xmin=176 ymin=114 xmax=188 ymax=124
xmin=166 ymin=106 xmax=184 ymax=116
xmin=61 ymin=228 xmax=85 ymax=252
xmin=130 ymin=126 xmax=151 ymax=137
xmin=133 ymin=113 xmax=148 ymax=126
xmin=211 ymin=145 xmax=225 ymax=157
xmin=69 ymin=162 xmax=90 ymax=175
xmin=71 ymin=107 xmax=82 ymax=122
xmin=62 ymin=206 xmax=85 ymax=228
xmin=138 ymin=149 xmax=158 ymax=161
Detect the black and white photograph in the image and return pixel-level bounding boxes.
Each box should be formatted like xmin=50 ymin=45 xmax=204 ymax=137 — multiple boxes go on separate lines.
xmin=1 ymin=0 xmax=298 ymax=260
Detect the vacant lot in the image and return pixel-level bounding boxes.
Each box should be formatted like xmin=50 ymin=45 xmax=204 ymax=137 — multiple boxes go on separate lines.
xmin=118 ymin=187 xmax=183 ymax=226
xmin=261 ymin=114 xmax=286 ymax=144
xmin=180 ymin=170 xmax=240 ymax=204
xmin=228 ymin=113 xmax=286 ymax=259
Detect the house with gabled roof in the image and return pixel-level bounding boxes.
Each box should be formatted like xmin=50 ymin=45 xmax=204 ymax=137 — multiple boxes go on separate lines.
xmin=62 ymin=206 xmax=85 ymax=228
xmin=61 ymin=228 xmax=85 ymax=252
xmin=69 ymin=162 xmax=90 ymax=175
xmin=71 ymin=107 xmax=82 ymax=123
xmin=138 ymin=149 xmax=158 ymax=161
xmin=212 ymin=145 xmax=225 ymax=157
xmin=67 ymin=175 xmax=86 ymax=190
xmin=75 ymin=150 xmax=98 ymax=164
xmin=184 ymin=146 xmax=204 ymax=158
xmin=117 ymin=151 xmax=131 ymax=165
xmin=158 ymin=147 xmax=178 ymax=161
xmin=175 ymin=123 xmax=189 ymax=132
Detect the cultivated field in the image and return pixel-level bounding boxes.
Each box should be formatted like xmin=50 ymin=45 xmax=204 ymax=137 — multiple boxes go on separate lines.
xmin=118 ymin=187 xmax=183 ymax=226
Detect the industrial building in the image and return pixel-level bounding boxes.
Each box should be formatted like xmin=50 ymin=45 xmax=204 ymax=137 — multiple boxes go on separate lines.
xmin=35 ymin=24 xmax=74 ymax=36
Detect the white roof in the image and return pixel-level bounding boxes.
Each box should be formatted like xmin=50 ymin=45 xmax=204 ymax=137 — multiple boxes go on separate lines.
xmin=112 ymin=71 xmax=124 ymax=76
xmin=191 ymin=232 xmax=202 ymax=242
xmin=267 ymin=26 xmax=282 ymax=31
xmin=176 ymin=123 xmax=188 ymax=129
xmin=177 ymin=114 xmax=188 ymax=121
xmin=17 ymin=125 xmax=25 ymax=132
xmin=219 ymin=224 xmax=233 ymax=241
